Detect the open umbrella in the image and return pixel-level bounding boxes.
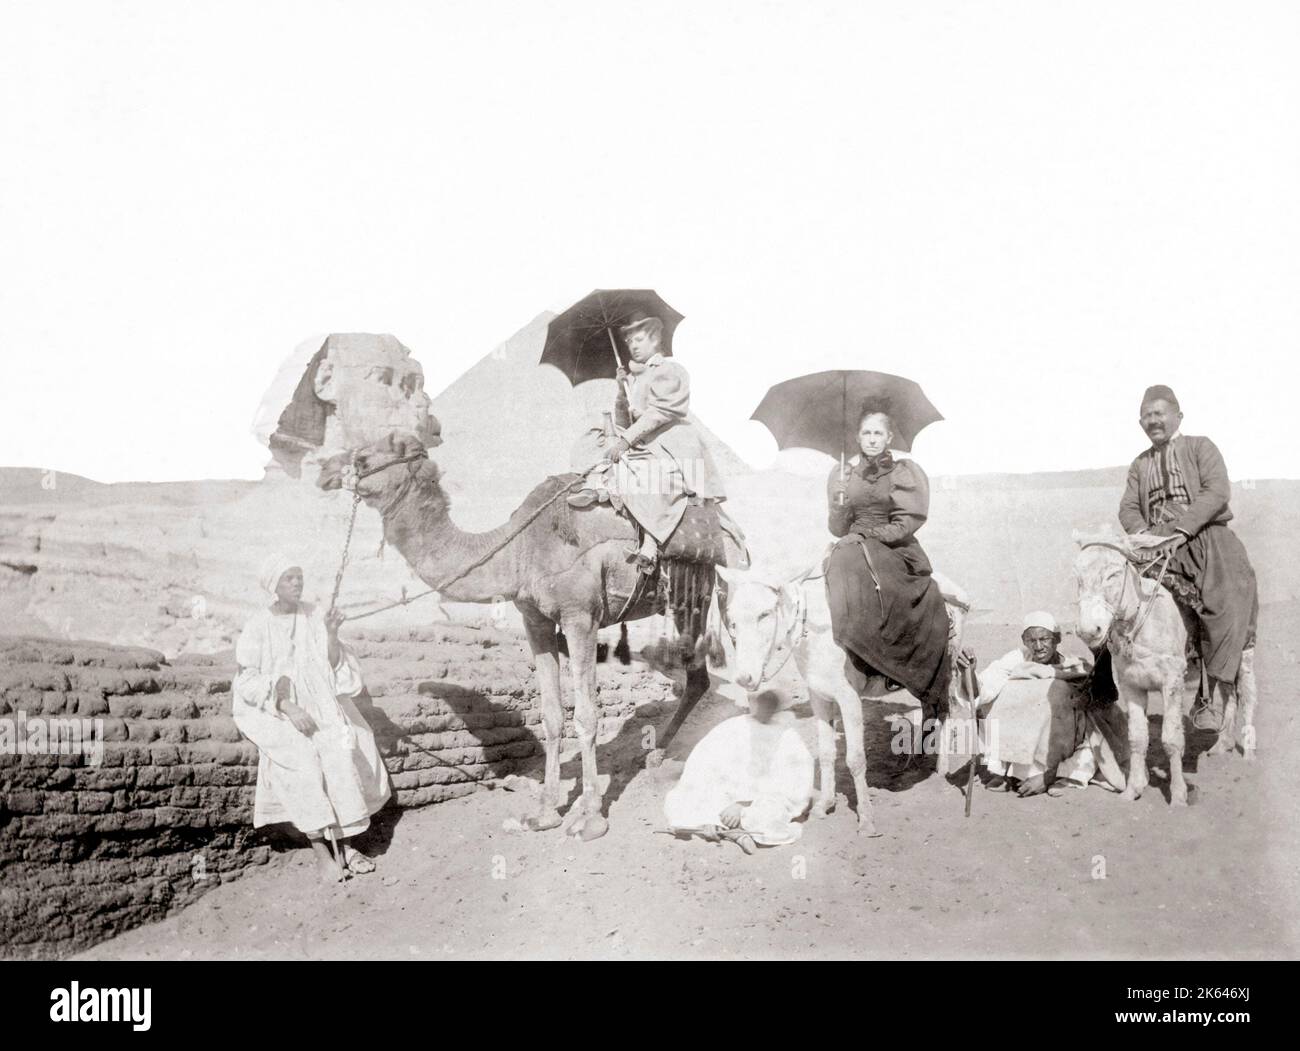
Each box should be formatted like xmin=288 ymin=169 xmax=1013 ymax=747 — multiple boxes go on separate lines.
xmin=751 ymin=369 xmax=942 ymax=456
xmin=750 ymin=369 xmax=943 ymax=497
xmin=540 ymin=289 xmax=685 ymax=386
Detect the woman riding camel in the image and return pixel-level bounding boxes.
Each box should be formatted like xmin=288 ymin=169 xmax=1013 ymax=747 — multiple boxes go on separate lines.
xmin=824 ymin=399 xmax=952 ymax=751
xmin=233 ymin=554 xmax=392 ymax=883
xmin=603 ymin=311 xmax=728 ymax=572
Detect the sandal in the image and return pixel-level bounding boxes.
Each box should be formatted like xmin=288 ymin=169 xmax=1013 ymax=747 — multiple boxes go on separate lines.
xmin=345 ymin=853 xmax=376 ymax=875
xmin=659 ymin=825 xmax=755 ymax=854
xmin=717 ymin=828 xmax=757 ymax=855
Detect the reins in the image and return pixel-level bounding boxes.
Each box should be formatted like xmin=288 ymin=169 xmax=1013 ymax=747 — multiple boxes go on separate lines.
xmin=328 ymin=452 xmax=606 ymax=623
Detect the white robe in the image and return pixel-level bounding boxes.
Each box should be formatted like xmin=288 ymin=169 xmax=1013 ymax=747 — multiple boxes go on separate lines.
xmin=977 ymin=647 xmax=1121 ymax=789
xmin=233 ymin=603 xmax=392 ymax=836
xmin=664 ymin=711 xmax=814 ymax=846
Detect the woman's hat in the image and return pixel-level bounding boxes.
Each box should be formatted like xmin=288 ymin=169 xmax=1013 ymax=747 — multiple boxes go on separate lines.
xmin=618 ymin=311 xmax=664 ymax=337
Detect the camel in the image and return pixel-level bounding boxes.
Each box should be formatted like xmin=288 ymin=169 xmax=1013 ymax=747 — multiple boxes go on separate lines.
xmin=317 ymin=428 xmax=747 ymax=841
xmin=706 ymin=561 xmax=971 ymax=837
xmin=1073 ymin=531 xmax=1192 ymax=805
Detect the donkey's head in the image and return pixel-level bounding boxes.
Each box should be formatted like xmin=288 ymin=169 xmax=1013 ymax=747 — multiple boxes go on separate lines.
xmin=1071 ymin=529 xmax=1139 ymax=648
xmin=712 ymin=565 xmax=803 ymax=691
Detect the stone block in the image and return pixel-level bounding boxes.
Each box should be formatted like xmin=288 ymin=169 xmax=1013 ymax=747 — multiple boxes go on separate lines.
xmin=77 ymin=792 xmax=114 ymax=814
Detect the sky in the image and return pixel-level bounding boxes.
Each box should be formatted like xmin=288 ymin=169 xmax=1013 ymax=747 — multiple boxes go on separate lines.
xmin=1 ymin=1 xmax=1297 ymax=484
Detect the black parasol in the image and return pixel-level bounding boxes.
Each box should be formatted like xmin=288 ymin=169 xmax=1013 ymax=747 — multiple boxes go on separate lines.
xmin=750 ymin=369 xmax=943 ymax=458
xmin=540 ymin=289 xmax=685 ymax=386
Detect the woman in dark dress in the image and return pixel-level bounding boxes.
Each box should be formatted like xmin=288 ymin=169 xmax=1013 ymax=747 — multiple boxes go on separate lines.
xmin=824 ymin=402 xmax=952 ymax=733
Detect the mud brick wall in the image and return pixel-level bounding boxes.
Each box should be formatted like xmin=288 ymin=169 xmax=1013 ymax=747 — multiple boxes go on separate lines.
xmin=0 ymin=624 xmax=675 ymax=958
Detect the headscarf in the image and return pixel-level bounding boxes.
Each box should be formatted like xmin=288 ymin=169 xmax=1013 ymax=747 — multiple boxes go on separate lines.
xmin=1022 ymin=610 xmax=1059 ymax=634
xmin=259 ymin=552 xmax=301 ymax=599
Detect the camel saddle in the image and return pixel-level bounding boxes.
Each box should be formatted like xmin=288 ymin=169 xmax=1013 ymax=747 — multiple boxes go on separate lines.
xmin=660 ymin=500 xmax=732 ymax=565
xmin=566 ymin=478 xmax=741 ymax=568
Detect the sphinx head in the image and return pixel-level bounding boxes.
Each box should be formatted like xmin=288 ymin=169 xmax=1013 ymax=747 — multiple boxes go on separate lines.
xmin=313 ymin=335 xmax=438 ymax=451
xmin=258 ymin=334 xmax=440 ymax=478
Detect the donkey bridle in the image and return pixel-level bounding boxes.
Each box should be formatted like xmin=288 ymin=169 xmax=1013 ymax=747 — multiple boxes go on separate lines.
xmin=1080 ymin=541 xmax=1174 ymax=644
xmin=717 ymin=573 xmax=810 ymax=685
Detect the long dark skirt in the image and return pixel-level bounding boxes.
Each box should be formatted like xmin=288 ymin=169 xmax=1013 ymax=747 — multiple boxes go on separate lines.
xmin=1169 ymin=523 xmax=1258 ymax=683
xmin=825 ymin=534 xmax=952 ymax=710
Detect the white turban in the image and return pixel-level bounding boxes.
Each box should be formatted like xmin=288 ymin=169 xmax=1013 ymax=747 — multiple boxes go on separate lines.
xmin=1022 ymin=610 xmax=1059 ymax=634
xmin=258 ymin=552 xmax=301 ymax=598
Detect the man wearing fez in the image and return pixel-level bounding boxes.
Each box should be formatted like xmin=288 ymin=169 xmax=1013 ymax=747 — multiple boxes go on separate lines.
xmin=1119 ymin=385 xmax=1258 ymax=732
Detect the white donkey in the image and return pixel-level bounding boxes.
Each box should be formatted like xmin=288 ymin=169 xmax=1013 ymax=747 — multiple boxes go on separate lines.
xmin=1073 ymin=530 xmax=1258 ymax=807
xmin=1074 ymin=531 xmax=1188 ymax=805
xmin=709 ymin=562 xmax=971 ymax=837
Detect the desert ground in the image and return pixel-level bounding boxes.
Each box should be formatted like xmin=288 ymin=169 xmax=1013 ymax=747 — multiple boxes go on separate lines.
xmin=73 ymin=603 xmax=1299 ymax=961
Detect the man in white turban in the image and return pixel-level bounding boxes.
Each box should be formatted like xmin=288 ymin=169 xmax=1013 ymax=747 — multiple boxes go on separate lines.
xmin=663 ymin=689 xmax=814 ymax=853
xmin=232 ymin=553 xmax=392 ymax=882
xmin=975 ymin=611 xmax=1126 ymax=797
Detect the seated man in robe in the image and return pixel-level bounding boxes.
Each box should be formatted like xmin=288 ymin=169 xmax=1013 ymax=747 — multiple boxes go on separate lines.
xmin=233 ymin=554 xmax=392 ymax=883
xmin=663 ymin=689 xmax=814 ymax=853
xmin=977 ymin=611 xmax=1126 ymax=797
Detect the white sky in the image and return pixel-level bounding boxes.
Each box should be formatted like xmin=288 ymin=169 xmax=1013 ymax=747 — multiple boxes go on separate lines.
xmin=1 ymin=1 xmax=1297 ymax=483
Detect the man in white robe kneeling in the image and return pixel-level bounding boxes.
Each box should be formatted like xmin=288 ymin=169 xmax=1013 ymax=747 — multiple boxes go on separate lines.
xmin=663 ymin=689 xmax=814 ymax=853
xmin=977 ymin=611 xmax=1127 ymax=797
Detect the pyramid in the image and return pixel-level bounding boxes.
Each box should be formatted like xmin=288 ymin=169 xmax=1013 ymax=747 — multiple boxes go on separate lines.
xmin=427 ymin=311 xmax=751 ymax=531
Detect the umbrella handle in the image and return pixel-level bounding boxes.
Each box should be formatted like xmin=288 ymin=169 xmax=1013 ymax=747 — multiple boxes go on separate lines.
xmin=606 ymin=327 xmax=627 ymax=400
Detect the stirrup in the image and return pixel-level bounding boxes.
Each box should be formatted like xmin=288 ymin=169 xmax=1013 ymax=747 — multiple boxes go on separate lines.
xmin=1192 ymin=697 xmax=1226 ymax=733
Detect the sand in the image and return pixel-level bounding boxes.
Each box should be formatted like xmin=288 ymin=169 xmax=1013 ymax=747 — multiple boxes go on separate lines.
xmin=75 ymin=603 xmax=1299 ymax=960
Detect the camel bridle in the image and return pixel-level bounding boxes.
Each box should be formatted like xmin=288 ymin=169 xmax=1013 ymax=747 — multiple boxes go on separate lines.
xmin=327 ymin=451 xmax=610 ymax=622
xmin=344 ymin=450 xmax=429 ymax=512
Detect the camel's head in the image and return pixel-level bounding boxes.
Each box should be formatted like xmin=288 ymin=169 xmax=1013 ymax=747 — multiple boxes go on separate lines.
xmin=317 ymin=425 xmax=441 ymax=504
xmin=711 ymin=565 xmax=802 ymax=691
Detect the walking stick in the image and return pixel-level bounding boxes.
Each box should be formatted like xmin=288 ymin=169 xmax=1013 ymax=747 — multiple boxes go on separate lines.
xmin=963 ymin=663 xmax=979 ymax=817
xmin=325 ymin=825 xmax=347 ymax=879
